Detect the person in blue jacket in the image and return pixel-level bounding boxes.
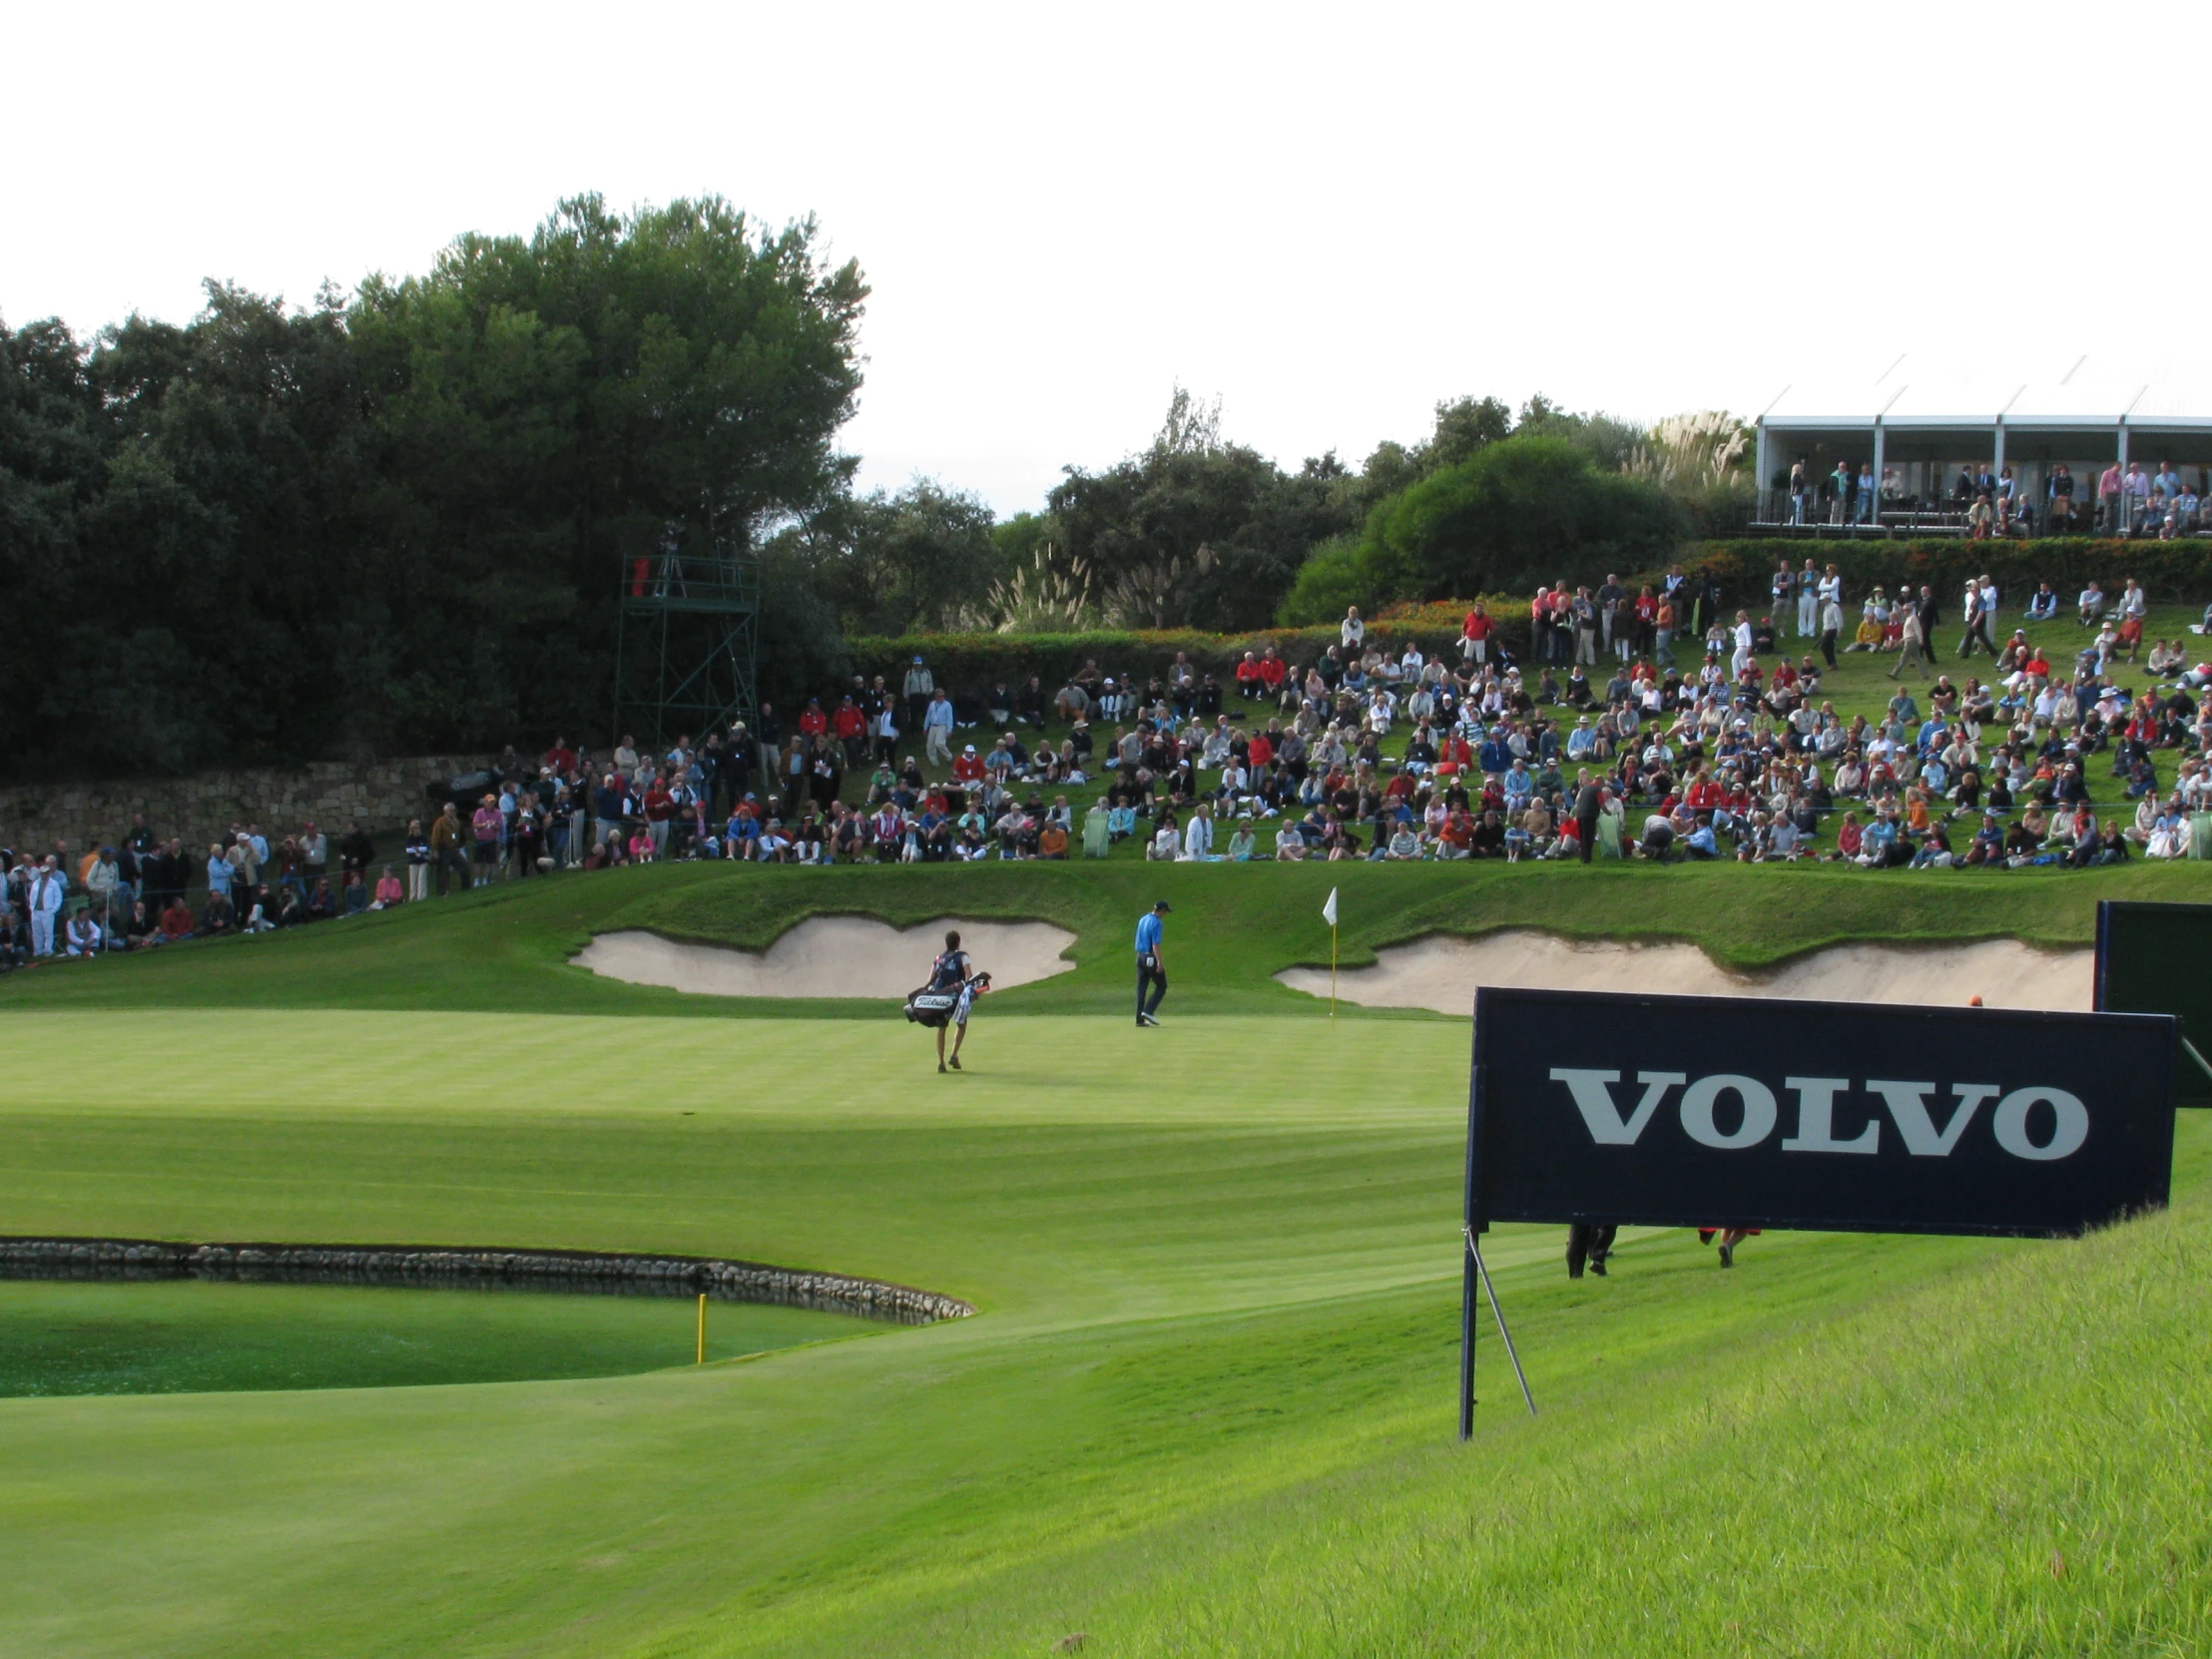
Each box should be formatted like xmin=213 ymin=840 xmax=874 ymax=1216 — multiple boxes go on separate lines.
xmin=1135 ymin=900 xmax=1171 ymax=1027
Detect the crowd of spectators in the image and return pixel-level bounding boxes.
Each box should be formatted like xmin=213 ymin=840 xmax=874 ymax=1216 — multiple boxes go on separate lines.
xmin=6 ymin=570 xmax=2209 ymax=966
xmin=1779 ymin=457 xmax=2212 ymax=540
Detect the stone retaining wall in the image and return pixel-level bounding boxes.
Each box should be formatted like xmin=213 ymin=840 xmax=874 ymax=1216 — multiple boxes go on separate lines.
xmin=0 ymin=1237 xmax=975 ymax=1325
xmin=0 ymin=756 xmax=492 ymax=861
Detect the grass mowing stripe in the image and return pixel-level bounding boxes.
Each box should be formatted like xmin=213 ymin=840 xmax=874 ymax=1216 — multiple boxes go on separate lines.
xmin=2 ymin=862 xmax=2208 ymax=1656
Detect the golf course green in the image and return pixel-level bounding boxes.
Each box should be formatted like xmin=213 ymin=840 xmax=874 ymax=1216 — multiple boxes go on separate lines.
xmin=2 ymin=861 xmax=2207 ymax=1656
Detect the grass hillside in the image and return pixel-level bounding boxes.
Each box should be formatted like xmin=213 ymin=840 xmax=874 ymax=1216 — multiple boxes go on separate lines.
xmin=4 ymin=853 xmax=2209 ymax=1020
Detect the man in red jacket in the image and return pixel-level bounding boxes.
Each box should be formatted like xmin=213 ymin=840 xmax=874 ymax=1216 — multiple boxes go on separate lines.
xmin=643 ymin=777 xmax=676 ymax=857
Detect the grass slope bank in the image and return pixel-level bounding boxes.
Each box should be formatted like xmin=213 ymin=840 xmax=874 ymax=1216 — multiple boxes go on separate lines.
xmin=3 ymin=855 xmax=2206 ymax=1020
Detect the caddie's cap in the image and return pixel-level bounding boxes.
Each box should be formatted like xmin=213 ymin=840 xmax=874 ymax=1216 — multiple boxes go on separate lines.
xmin=1153 ymin=900 xmax=1172 ymax=912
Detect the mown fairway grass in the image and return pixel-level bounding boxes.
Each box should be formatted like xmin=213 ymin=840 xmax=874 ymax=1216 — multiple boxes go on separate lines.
xmin=1 ymin=866 xmax=2208 ymax=1656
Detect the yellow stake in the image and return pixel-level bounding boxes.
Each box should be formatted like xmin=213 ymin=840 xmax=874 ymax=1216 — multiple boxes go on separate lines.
xmin=696 ymin=1293 xmax=707 ymax=1365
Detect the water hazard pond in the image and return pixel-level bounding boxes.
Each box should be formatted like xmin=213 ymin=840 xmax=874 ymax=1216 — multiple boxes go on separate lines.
xmin=0 ymin=1277 xmax=876 ymax=1397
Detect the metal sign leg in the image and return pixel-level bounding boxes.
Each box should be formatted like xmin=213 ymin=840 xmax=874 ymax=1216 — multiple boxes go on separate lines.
xmin=1465 ymin=1230 xmax=1535 ymax=1419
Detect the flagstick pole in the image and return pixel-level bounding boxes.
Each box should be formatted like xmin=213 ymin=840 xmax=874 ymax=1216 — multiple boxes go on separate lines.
xmin=1330 ymin=922 xmax=1338 ymax=1019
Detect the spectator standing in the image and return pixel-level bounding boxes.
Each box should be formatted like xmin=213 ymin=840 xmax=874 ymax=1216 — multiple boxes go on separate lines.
xmin=902 ymin=656 xmax=935 ymax=738
xmin=26 ymin=857 xmax=65 ymax=958
xmin=470 ymin=795 xmax=504 ymax=887
xmin=923 ymin=689 xmax=955 ymax=767
xmin=642 ymin=775 xmax=675 ymax=856
xmin=300 ymin=823 xmax=328 ymax=892
xmin=339 ymin=823 xmax=376 ymax=884
xmin=404 ymin=820 xmax=431 ymax=901
xmin=1342 ymin=607 xmax=1365 ymax=652
xmin=1460 ymin=604 xmax=1491 ymax=667
xmin=1956 ymin=577 xmax=1988 ymax=658
xmin=428 ymin=803 xmax=465 ymax=895
xmin=1796 ymin=559 xmax=1820 ymax=637
xmin=1890 ymin=600 xmax=1931 ymax=681
xmin=85 ymin=846 xmax=122 ymax=941
xmin=2047 ymin=462 xmax=2076 ymax=530
xmin=2098 ymin=462 xmax=2123 ymax=532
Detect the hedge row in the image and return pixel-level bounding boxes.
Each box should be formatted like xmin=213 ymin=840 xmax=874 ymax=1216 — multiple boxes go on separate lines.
xmin=844 ymin=617 xmax=1519 ymax=696
xmin=1679 ymin=537 xmax=2212 ymax=607
xmin=844 ymin=539 xmax=2212 ymax=696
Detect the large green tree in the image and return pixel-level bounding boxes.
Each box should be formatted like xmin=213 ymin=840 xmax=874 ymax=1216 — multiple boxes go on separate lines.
xmin=1360 ymin=434 xmax=1682 ymax=600
xmin=1047 ymin=389 xmax=1357 ymax=630
xmin=797 ymin=478 xmax=1004 ymax=637
xmin=0 ymin=196 xmax=866 ymax=778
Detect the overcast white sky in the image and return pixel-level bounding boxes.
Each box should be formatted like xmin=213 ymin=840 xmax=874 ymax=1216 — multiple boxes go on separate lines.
xmin=7 ymin=1 xmax=2209 ymax=514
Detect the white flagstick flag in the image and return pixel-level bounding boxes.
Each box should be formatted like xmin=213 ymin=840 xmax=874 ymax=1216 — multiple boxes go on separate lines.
xmin=1323 ymin=887 xmax=1340 ymax=1019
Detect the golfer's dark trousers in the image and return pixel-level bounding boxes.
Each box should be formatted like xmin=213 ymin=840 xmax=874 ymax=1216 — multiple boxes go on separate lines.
xmin=1137 ymin=955 xmax=1168 ymax=1019
xmin=1566 ymin=1224 xmax=1616 ymax=1278
xmin=1576 ymin=815 xmax=1598 ymax=863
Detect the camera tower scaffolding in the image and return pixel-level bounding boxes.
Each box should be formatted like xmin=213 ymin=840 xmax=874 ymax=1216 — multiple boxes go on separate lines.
xmin=611 ymin=541 xmax=762 ymax=751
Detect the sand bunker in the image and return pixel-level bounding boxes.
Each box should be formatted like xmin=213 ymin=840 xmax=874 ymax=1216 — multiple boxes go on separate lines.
xmin=574 ymin=916 xmax=1078 ymax=1001
xmin=1277 ymin=930 xmax=2091 ymax=1015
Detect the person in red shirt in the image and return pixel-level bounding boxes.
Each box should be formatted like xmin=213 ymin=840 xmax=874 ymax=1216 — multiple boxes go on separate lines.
xmin=832 ymin=697 xmax=867 ymax=768
xmin=1460 ymin=604 xmax=1493 ymax=667
xmin=542 ymin=737 xmax=576 ymax=775
xmin=798 ymin=700 xmax=829 ymax=738
xmin=1247 ymin=730 xmax=1275 ymax=776
xmin=642 ymin=778 xmax=676 ymax=856
xmin=1235 ymin=652 xmax=1265 ymax=701
xmin=1258 ymin=647 xmax=1287 ymax=691
xmin=951 ymin=745 xmax=987 ymax=786
xmin=158 ymin=897 xmax=196 ymax=940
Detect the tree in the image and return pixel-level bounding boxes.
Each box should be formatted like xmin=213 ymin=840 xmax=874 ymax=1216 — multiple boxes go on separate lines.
xmin=1359 ymin=434 xmax=1682 ymax=601
xmin=0 ymin=195 xmax=869 ymax=778
xmin=810 ymin=479 xmax=1003 ymax=636
xmin=1046 ymin=389 xmax=1358 ymax=630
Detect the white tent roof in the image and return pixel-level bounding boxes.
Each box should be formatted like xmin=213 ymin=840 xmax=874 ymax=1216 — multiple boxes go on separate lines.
xmin=1757 ymin=355 xmax=2212 ymax=427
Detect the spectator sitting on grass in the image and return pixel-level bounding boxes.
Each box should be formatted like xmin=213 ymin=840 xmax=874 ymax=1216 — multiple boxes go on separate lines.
xmin=159 ymin=896 xmax=195 ymax=942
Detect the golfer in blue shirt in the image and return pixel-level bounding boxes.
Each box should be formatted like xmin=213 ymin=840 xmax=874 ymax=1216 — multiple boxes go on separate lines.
xmin=1135 ymin=900 xmax=1170 ymax=1026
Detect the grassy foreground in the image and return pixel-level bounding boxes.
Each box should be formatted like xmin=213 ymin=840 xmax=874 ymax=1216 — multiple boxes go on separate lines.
xmin=0 ymin=989 xmax=2207 ymax=1656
